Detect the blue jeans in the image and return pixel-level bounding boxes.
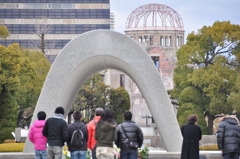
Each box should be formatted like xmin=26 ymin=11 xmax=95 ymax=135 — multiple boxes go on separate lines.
xmin=120 ymin=149 xmax=138 ymax=159
xmin=223 ymin=152 xmax=239 ymax=159
xmin=70 ymin=150 xmax=87 ymax=159
xmin=47 ymin=146 xmax=63 ymax=159
xmin=35 ymin=150 xmax=47 ymax=159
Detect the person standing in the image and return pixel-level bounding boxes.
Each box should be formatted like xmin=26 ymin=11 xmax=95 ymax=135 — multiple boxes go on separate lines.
xmin=94 ymin=108 xmax=117 ymax=159
xmin=29 ymin=111 xmax=47 ymax=159
xmin=181 ymin=115 xmax=202 ymax=159
xmin=42 ymin=106 xmax=68 ymax=159
xmin=87 ymin=107 xmax=103 ymax=159
xmin=67 ymin=111 xmax=88 ymax=159
xmin=217 ymin=115 xmax=240 ymax=159
xmin=115 ymin=110 xmax=143 ymax=159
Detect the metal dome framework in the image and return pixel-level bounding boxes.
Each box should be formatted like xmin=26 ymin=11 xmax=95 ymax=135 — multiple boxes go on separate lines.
xmin=126 ymin=4 xmax=184 ymax=31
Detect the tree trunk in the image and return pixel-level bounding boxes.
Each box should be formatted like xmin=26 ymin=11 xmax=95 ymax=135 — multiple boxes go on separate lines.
xmin=17 ymin=108 xmax=24 ymax=127
xmin=207 ymin=114 xmax=215 ymax=135
xmin=41 ymin=33 xmax=45 ymax=54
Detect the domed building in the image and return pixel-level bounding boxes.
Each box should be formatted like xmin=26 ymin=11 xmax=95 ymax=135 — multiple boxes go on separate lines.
xmin=125 ymin=4 xmax=184 ymax=90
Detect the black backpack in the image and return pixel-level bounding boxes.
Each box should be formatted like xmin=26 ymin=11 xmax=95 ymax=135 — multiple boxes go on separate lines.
xmin=70 ymin=124 xmax=84 ymax=147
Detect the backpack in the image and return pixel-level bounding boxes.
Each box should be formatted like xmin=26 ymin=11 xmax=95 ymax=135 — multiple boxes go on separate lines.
xmin=70 ymin=124 xmax=84 ymax=147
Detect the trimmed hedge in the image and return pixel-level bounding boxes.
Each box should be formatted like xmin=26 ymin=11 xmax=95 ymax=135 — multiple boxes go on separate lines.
xmin=200 ymin=144 xmax=218 ymax=150
xmin=0 ymin=143 xmax=24 ymax=152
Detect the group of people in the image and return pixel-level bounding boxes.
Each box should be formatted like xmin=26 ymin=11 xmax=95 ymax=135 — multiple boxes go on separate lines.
xmin=28 ymin=104 xmax=240 ymax=159
xmin=180 ymin=115 xmax=240 ymax=159
xmin=28 ymin=106 xmax=143 ymax=159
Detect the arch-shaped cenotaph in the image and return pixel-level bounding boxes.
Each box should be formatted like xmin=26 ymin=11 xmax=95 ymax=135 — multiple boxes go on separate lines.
xmin=24 ymin=30 xmax=182 ymax=152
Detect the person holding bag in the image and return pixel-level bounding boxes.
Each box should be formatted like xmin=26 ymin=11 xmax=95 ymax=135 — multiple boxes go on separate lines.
xmin=115 ymin=111 xmax=143 ymax=159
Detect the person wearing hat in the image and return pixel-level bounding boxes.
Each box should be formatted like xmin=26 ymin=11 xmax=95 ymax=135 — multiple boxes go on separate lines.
xmin=42 ymin=106 xmax=69 ymax=159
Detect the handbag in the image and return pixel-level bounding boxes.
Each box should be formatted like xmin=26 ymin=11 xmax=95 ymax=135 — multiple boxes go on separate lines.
xmin=121 ymin=125 xmax=139 ymax=148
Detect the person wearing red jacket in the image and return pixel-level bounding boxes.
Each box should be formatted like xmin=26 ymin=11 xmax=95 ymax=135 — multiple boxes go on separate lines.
xmin=87 ymin=108 xmax=103 ymax=159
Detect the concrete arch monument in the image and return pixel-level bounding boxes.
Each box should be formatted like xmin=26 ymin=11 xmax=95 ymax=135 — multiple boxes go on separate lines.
xmin=24 ymin=30 xmax=182 ymax=152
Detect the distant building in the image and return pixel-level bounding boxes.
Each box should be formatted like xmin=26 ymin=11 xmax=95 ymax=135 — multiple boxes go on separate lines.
xmin=0 ymin=0 xmax=110 ymax=62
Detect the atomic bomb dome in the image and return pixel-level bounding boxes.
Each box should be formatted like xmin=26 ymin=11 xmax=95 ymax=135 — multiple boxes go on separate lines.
xmin=123 ymin=4 xmax=185 ymax=127
xmin=126 ymin=4 xmax=184 ymax=31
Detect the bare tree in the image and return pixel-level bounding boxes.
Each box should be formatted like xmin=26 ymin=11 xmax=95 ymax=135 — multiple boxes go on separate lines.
xmin=30 ymin=17 xmax=55 ymax=54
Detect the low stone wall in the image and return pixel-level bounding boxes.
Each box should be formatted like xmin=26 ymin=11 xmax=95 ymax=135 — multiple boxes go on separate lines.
xmin=0 ymin=151 xmax=222 ymax=159
xmin=144 ymin=135 xmax=217 ymax=148
xmin=0 ymin=153 xmax=34 ymax=159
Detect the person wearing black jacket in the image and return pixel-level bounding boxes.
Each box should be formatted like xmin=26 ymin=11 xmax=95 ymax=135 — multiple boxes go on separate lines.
xmin=217 ymin=115 xmax=240 ymax=159
xmin=116 ymin=110 xmax=143 ymax=159
xmin=181 ymin=115 xmax=202 ymax=159
xmin=67 ymin=111 xmax=88 ymax=159
xmin=42 ymin=106 xmax=68 ymax=159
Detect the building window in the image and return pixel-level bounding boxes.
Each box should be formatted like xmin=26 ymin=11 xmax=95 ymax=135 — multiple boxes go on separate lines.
xmin=176 ymin=36 xmax=179 ymax=47
xmin=101 ymin=74 xmax=105 ymax=82
xmin=149 ymin=35 xmax=153 ymax=46
xmin=138 ymin=36 xmax=142 ymax=43
xmin=160 ymin=36 xmax=164 ymax=46
xmin=151 ymin=56 xmax=159 ymax=68
xmin=169 ymin=36 xmax=172 ymax=47
xmin=120 ymin=74 xmax=125 ymax=87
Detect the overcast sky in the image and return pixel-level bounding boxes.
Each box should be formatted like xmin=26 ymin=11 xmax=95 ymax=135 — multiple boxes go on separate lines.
xmin=110 ymin=0 xmax=240 ymax=40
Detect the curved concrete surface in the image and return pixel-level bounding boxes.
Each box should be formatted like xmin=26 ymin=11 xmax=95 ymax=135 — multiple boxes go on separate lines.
xmin=24 ymin=30 xmax=182 ymax=152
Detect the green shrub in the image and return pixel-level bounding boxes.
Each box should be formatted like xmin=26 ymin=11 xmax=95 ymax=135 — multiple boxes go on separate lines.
xmin=0 ymin=143 xmax=24 ymax=152
xmin=179 ymin=86 xmax=204 ymax=105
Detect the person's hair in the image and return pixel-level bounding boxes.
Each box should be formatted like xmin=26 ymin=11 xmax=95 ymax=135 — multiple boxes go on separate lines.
xmin=188 ymin=115 xmax=198 ymax=124
xmin=37 ymin=111 xmax=46 ymax=120
xmin=99 ymin=108 xmax=115 ymax=124
xmin=55 ymin=106 xmax=64 ymax=115
xmin=95 ymin=108 xmax=103 ymax=116
xmin=124 ymin=110 xmax=132 ymax=121
xmin=73 ymin=111 xmax=82 ymax=121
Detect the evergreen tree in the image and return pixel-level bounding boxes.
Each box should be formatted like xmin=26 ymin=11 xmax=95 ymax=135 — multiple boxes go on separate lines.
xmin=171 ymin=21 xmax=240 ymax=134
xmin=110 ymin=87 xmax=130 ymax=124
xmin=0 ymin=91 xmax=18 ymax=143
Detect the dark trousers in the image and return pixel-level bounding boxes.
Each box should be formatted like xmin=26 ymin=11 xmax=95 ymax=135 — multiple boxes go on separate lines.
xmin=91 ymin=147 xmax=96 ymax=159
xmin=120 ymin=149 xmax=138 ymax=159
xmin=223 ymin=152 xmax=239 ymax=159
